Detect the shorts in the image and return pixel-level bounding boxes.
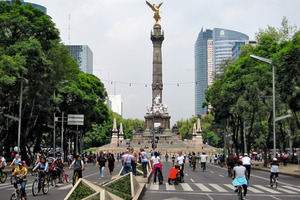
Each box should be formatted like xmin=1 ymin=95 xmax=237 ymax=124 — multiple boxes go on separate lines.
xmin=109 ymin=166 xmax=114 ymax=173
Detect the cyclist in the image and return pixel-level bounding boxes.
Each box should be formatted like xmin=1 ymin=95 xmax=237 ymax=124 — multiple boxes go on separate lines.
xmin=0 ymin=154 xmax=7 ymax=174
xmin=188 ymin=153 xmax=192 ymax=166
xmin=67 ymin=153 xmax=73 ymax=166
xmin=33 ymin=152 xmax=39 ymax=166
xmin=9 ymin=154 xmax=21 ymax=171
xmin=47 ymin=153 xmax=58 ymax=187
xmin=56 ymin=158 xmax=65 ymax=183
xmin=242 ymin=153 xmax=252 ymax=179
xmin=33 ymin=157 xmax=49 ymax=189
xmin=165 ymin=153 xmax=169 ymax=162
xmin=232 ymin=160 xmax=248 ymax=200
xmin=227 ymin=154 xmax=235 ymax=177
xmin=270 ymin=158 xmax=279 ymax=187
xmin=12 ymin=162 xmax=28 ymax=200
xmin=69 ymin=155 xmax=84 ymax=179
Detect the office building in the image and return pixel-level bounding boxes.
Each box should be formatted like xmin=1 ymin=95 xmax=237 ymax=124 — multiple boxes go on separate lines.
xmin=67 ymin=45 xmax=93 ymax=74
xmin=107 ymin=95 xmax=123 ymax=117
xmin=213 ymin=28 xmax=249 ymax=73
xmin=194 ymin=28 xmax=212 ymax=116
xmin=195 ymin=28 xmax=249 ymax=116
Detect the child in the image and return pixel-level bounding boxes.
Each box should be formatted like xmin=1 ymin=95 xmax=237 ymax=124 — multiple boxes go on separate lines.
xmin=168 ymin=165 xmax=180 ymax=185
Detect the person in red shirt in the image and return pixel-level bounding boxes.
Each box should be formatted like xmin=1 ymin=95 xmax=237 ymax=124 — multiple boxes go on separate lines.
xmin=168 ymin=165 xmax=180 ymax=185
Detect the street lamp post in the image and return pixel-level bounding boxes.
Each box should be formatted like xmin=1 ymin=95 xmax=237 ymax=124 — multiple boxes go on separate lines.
xmin=250 ymin=55 xmax=276 ymax=157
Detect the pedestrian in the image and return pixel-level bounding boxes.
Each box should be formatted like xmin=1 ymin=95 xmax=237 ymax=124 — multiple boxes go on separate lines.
xmin=122 ymin=149 xmax=134 ymax=175
xmin=140 ymin=148 xmax=148 ymax=178
xmin=242 ymin=153 xmax=252 ymax=179
xmin=151 ymin=151 xmax=163 ymax=184
xmin=131 ymin=147 xmax=138 ymax=176
xmin=177 ymin=151 xmax=185 ymax=182
xmin=107 ymin=153 xmax=116 ymax=179
xmin=283 ymin=152 xmax=288 ymax=166
xmin=96 ymin=152 xmax=107 ymax=178
xmin=200 ymin=152 xmax=208 ymax=171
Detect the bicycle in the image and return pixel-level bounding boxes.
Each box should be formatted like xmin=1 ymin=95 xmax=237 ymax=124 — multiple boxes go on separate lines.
xmin=10 ymin=182 xmax=27 ymax=200
xmin=31 ymin=167 xmax=38 ymax=177
xmin=10 ymin=174 xmax=16 ymax=185
xmin=236 ymin=185 xmax=243 ymax=200
xmin=32 ymin=173 xmax=49 ymax=196
xmin=72 ymin=171 xmax=79 ymax=186
xmin=59 ymin=170 xmax=69 ymax=184
xmin=0 ymin=169 xmax=7 ymax=183
xmin=270 ymin=174 xmax=278 ymax=188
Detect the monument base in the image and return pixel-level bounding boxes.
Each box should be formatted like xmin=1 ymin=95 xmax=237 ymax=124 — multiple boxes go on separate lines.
xmin=132 ymin=129 xmax=181 ymax=144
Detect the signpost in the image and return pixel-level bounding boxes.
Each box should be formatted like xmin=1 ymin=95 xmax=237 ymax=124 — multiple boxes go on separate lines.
xmin=68 ymin=114 xmax=84 ymax=154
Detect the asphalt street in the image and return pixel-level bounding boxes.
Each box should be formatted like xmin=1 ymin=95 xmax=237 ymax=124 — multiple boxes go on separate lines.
xmin=143 ymin=160 xmax=300 ymax=200
xmin=0 ymin=161 xmax=123 ymax=200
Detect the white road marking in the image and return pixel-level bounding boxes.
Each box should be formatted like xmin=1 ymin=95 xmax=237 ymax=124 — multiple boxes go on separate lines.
xmin=210 ymin=171 xmax=214 ymax=173
xmin=195 ymin=183 xmax=212 ymax=192
xmin=247 ymin=186 xmax=264 ymax=193
xmin=282 ymin=185 xmax=300 ymax=192
xmin=218 ymin=174 xmax=224 ymax=177
xmin=149 ymin=183 xmax=159 ymax=190
xmin=185 ymin=174 xmax=188 ymax=177
xmin=276 ymin=187 xmax=298 ymax=194
xmin=209 ymin=184 xmax=228 ymax=192
xmin=165 ymin=184 xmax=176 ymax=191
xmin=190 ymin=179 xmax=195 ymax=183
xmin=206 ymin=194 xmax=214 ymax=200
xmin=181 ymin=183 xmax=193 ymax=191
xmin=270 ymin=195 xmax=282 ymax=200
xmin=253 ymin=185 xmax=281 ymax=194
xmin=223 ymin=184 xmax=234 ymax=191
xmin=58 ymin=184 xmax=73 ymax=190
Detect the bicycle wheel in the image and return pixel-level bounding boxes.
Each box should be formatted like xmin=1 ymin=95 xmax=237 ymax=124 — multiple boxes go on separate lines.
xmin=10 ymin=193 xmax=17 ymax=200
xmin=274 ymin=178 xmax=278 ymax=188
xmin=237 ymin=186 xmax=243 ymax=200
xmin=10 ymin=175 xmax=15 ymax=185
xmin=65 ymin=174 xmax=69 ymax=183
xmin=72 ymin=172 xmax=79 ymax=186
xmin=0 ymin=172 xmax=7 ymax=183
xmin=32 ymin=180 xmax=39 ymax=196
xmin=42 ymin=179 xmax=49 ymax=194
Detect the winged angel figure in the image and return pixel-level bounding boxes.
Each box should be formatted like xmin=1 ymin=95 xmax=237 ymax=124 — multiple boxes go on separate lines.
xmin=146 ymin=1 xmax=163 ymax=24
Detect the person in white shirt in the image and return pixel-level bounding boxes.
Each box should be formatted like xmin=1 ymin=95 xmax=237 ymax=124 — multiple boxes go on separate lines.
xmin=0 ymin=155 xmax=7 ymax=173
xmin=151 ymin=151 xmax=163 ymax=184
xmin=232 ymin=160 xmax=248 ymax=199
xmin=241 ymin=153 xmax=251 ymax=179
xmin=270 ymin=158 xmax=279 ymax=187
xmin=200 ymin=153 xmax=208 ymax=171
xmin=177 ymin=152 xmax=185 ymax=182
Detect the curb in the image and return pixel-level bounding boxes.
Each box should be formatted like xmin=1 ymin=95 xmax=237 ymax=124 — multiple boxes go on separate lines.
xmin=252 ymin=166 xmax=300 ymax=178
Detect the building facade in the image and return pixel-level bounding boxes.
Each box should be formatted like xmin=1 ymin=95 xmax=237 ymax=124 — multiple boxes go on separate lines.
xmin=67 ymin=45 xmax=93 ymax=74
xmin=195 ymin=28 xmax=249 ymax=116
xmin=194 ymin=28 xmax=212 ymax=116
xmin=213 ymin=28 xmax=249 ymax=73
xmin=107 ymin=95 xmax=123 ymax=117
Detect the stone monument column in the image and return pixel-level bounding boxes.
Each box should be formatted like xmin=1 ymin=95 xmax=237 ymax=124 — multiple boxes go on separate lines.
xmin=110 ymin=118 xmax=119 ymax=147
xmin=151 ymin=24 xmax=164 ymax=105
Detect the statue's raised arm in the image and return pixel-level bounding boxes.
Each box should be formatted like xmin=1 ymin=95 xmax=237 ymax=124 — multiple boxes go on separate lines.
xmin=146 ymin=1 xmax=163 ymax=24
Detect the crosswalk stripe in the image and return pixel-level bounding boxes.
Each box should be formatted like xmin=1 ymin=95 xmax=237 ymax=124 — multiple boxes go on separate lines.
xmin=247 ymin=186 xmax=264 ymax=193
xmin=195 ymin=183 xmax=212 ymax=192
xmin=149 ymin=183 xmax=159 ymax=190
xmin=165 ymin=184 xmax=176 ymax=191
xmin=209 ymin=184 xmax=228 ymax=192
xmin=58 ymin=184 xmax=73 ymax=190
xmin=282 ymin=185 xmax=300 ymax=192
xmin=276 ymin=187 xmax=298 ymax=194
xmin=223 ymin=184 xmax=234 ymax=191
xmin=181 ymin=183 xmax=193 ymax=191
xmin=253 ymin=185 xmax=280 ymax=194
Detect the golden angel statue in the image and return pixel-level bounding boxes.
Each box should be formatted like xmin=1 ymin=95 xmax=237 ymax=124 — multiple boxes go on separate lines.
xmin=146 ymin=1 xmax=163 ymax=24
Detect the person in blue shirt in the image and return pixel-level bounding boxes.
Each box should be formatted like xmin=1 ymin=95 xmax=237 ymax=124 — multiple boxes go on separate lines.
xmin=140 ymin=148 xmax=148 ymax=178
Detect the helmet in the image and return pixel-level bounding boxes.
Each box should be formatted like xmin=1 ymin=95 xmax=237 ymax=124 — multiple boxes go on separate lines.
xmin=244 ymin=153 xmax=248 ymax=156
xmin=18 ymin=162 xmax=23 ymax=166
xmin=273 ymin=158 xmax=277 ymax=161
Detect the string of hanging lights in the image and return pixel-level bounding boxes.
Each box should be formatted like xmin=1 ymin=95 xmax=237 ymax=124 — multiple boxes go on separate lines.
xmin=102 ymin=79 xmax=198 ymax=87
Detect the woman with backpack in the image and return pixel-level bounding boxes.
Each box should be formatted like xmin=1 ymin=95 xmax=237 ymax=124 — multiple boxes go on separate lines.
xmin=69 ymin=155 xmax=84 ymax=179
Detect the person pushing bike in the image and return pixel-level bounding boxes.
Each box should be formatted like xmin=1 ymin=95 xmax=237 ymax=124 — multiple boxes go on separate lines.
xmin=12 ymin=162 xmax=28 ymax=200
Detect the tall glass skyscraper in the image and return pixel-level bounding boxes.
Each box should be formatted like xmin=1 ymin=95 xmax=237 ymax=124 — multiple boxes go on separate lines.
xmin=3 ymin=1 xmax=47 ymax=14
xmin=213 ymin=28 xmax=249 ymax=73
xmin=67 ymin=45 xmax=93 ymax=74
xmin=195 ymin=28 xmax=212 ymax=116
xmin=195 ymin=28 xmax=249 ymax=116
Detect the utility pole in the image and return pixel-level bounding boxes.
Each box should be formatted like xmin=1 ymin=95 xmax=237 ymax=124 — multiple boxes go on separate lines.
xmin=61 ymin=112 xmax=64 ymax=153
xmin=53 ymin=113 xmax=56 ymax=151
xmin=17 ymin=75 xmax=23 ymax=155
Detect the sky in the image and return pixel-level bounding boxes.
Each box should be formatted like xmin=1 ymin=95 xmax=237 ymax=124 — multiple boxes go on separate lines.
xmin=27 ymin=0 xmax=300 ymax=124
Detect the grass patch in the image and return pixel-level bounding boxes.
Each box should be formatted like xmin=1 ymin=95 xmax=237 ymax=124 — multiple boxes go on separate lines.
xmin=84 ymin=148 xmax=97 ymax=153
xmin=108 ymin=189 xmax=131 ymax=200
xmin=91 ymin=197 xmax=99 ymax=200
xmin=107 ymin=175 xmax=131 ymax=196
xmin=137 ymin=165 xmax=143 ymax=172
xmin=68 ymin=182 xmax=95 ymax=200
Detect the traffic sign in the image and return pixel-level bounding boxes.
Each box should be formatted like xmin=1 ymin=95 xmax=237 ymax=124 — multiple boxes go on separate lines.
xmin=67 ymin=114 xmax=84 ymax=125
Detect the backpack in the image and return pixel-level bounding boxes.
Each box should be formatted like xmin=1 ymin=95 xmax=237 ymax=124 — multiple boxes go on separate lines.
xmin=74 ymin=160 xmax=82 ymax=171
xmin=49 ymin=161 xmax=56 ymax=171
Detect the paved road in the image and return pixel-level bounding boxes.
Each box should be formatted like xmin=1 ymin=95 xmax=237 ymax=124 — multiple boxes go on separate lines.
xmin=0 ymin=161 xmax=123 ymax=200
xmin=143 ymin=160 xmax=300 ymax=200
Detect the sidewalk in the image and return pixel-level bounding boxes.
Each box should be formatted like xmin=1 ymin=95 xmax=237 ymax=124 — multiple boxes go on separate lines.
xmin=251 ymin=160 xmax=300 ymax=178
